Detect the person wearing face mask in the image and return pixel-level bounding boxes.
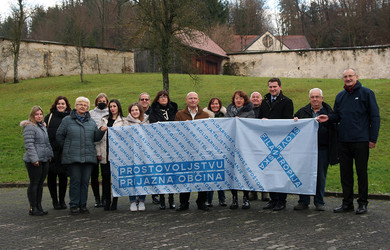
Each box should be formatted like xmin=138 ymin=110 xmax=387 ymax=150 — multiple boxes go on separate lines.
xmin=44 ymin=96 xmax=71 ymax=210
xmin=97 ymin=99 xmax=127 ymax=211
xmin=89 ymin=93 xmax=109 ymax=208
xmin=226 ymin=90 xmax=255 ymax=210
xmin=125 ymin=103 xmax=149 ymax=211
xmin=21 ymin=106 xmax=53 ymax=216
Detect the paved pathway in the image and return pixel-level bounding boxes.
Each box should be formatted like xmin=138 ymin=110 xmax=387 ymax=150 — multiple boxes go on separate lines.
xmin=1 ymin=187 xmax=389 ymax=249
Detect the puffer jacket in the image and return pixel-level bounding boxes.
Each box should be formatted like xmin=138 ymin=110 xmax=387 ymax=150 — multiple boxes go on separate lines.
xmin=96 ymin=115 xmax=127 ymax=164
xmin=203 ymin=106 xmax=227 ymax=118
xmin=89 ymin=107 xmax=109 ymax=125
xmin=226 ymin=102 xmax=255 ymax=118
xmin=125 ymin=114 xmax=149 ymax=125
xmin=20 ymin=120 xmax=53 ymax=163
xmin=56 ymin=110 xmax=105 ymax=165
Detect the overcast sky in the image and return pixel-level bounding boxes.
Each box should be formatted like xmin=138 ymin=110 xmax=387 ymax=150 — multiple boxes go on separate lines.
xmin=1 ymin=0 xmax=279 ymax=21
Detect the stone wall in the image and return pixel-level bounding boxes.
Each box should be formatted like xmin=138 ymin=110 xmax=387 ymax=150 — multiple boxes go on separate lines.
xmin=225 ymin=45 xmax=390 ymax=79
xmin=0 ymin=38 xmax=134 ymax=82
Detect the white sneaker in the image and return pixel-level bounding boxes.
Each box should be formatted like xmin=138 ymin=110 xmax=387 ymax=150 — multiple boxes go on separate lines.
xmin=130 ymin=202 xmax=137 ymax=212
xmin=138 ymin=201 xmax=145 ymax=211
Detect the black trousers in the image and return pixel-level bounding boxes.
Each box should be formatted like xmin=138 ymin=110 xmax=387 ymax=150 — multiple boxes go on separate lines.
xmin=339 ymin=142 xmax=369 ymax=205
xmin=101 ymin=162 xmax=112 ymax=203
xmin=179 ymin=192 xmax=207 ymax=206
xmin=270 ymin=192 xmax=287 ymax=204
xmin=26 ymin=161 xmax=49 ymax=207
xmin=91 ymin=163 xmax=100 ymax=198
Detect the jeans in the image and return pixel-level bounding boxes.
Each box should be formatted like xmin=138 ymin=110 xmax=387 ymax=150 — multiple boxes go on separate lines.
xmin=26 ymin=161 xmax=49 ymax=207
xmin=68 ymin=163 xmax=93 ymax=208
xmin=129 ymin=195 xmax=146 ymax=202
xmin=299 ymin=148 xmax=329 ymax=206
xmin=207 ymin=190 xmax=226 ymax=203
xmin=339 ymin=142 xmax=369 ymax=205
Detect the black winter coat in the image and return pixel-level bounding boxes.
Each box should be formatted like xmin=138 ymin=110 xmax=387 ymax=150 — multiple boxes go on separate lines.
xmin=258 ymin=91 xmax=293 ymax=119
xmin=294 ymin=102 xmax=338 ymax=165
xmin=148 ymin=101 xmax=179 ymax=123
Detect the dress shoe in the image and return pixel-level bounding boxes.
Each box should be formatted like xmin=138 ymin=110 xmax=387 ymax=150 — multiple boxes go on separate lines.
xmin=80 ymin=205 xmax=90 ymax=214
xmin=294 ymin=203 xmax=309 ymax=210
xmin=160 ymin=200 xmax=166 ymax=210
xmin=152 ymin=195 xmax=160 ymax=204
xmin=219 ymin=200 xmax=227 ymax=207
xmin=37 ymin=204 xmax=48 ymax=215
xmin=59 ymin=201 xmax=67 ymax=209
xmin=333 ymin=204 xmax=354 ymax=213
xmin=169 ymin=200 xmax=176 ymax=209
xmin=273 ymin=201 xmax=286 ymax=211
xmin=205 ymin=202 xmax=213 ymax=207
xmin=196 ymin=200 xmax=210 ymax=211
xmin=263 ymin=200 xmax=276 ymax=210
xmin=356 ymin=204 xmax=368 ymax=215
xmin=53 ymin=201 xmax=61 ymax=210
xmin=176 ymin=204 xmax=189 ymax=211
xmin=70 ymin=207 xmax=80 ymax=215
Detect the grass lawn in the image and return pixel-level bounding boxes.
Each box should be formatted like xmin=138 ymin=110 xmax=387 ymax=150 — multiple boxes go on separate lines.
xmin=0 ymin=73 xmax=389 ymax=194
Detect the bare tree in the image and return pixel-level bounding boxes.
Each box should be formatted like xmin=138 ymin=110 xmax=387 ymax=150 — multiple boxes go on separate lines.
xmin=132 ymin=0 xmax=207 ymax=92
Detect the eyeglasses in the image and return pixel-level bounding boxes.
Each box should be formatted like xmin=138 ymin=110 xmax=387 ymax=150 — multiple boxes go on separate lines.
xmin=159 ymin=95 xmax=168 ymax=99
xmin=76 ymin=104 xmax=88 ymax=107
xmin=139 ymin=98 xmax=149 ymax=101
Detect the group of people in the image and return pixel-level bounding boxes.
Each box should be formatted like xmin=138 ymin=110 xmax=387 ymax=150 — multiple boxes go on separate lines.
xmin=21 ymin=68 xmax=380 ymax=216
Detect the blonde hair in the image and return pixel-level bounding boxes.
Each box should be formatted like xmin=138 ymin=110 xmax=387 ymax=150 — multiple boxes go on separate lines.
xmin=28 ymin=106 xmax=44 ymax=125
xmin=94 ymin=93 xmax=108 ymax=106
xmin=75 ymin=96 xmax=90 ymax=109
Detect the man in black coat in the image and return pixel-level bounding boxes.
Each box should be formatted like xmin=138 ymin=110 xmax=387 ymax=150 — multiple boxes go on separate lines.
xmin=293 ymin=88 xmax=338 ymax=211
xmin=258 ymin=78 xmax=294 ymax=211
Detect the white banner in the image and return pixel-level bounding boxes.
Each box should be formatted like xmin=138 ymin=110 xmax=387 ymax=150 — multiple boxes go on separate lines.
xmin=108 ymin=118 xmax=318 ymax=197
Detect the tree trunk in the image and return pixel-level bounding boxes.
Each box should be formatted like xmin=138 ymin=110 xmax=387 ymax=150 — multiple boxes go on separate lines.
xmin=13 ymin=49 xmax=19 ymax=83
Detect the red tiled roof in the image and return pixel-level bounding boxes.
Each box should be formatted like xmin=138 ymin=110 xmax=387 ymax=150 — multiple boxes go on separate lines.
xmin=232 ymin=35 xmax=259 ymax=52
xmin=180 ymin=30 xmax=228 ymax=58
xmin=275 ymin=35 xmax=311 ymax=49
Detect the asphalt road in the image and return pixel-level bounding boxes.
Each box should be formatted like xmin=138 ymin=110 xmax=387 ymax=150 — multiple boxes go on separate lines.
xmin=1 ymin=187 xmax=389 ymax=249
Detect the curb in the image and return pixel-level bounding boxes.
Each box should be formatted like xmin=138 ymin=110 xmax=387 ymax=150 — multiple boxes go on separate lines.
xmin=1 ymin=183 xmax=389 ymax=200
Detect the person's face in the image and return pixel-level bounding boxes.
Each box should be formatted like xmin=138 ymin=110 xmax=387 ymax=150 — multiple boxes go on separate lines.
xmin=76 ymin=101 xmax=88 ymax=115
xmin=110 ymin=102 xmax=118 ymax=116
xmin=56 ymin=99 xmax=67 ymax=112
xmin=139 ymin=94 xmax=150 ymax=109
xmin=97 ymin=97 xmax=107 ymax=105
xmin=130 ymin=105 xmax=140 ymax=119
xmin=309 ymin=90 xmax=323 ymax=110
xmin=186 ymin=93 xmax=199 ymax=109
xmin=268 ymin=81 xmax=281 ymax=97
xmin=250 ymin=93 xmax=262 ymax=107
xmin=158 ymin=94 xmax=168 ymax=106
xmin=34 ymin=110 xmax=43 ymax=123
xmin=210 ymin=100 xmax=220 ymax=113
xmin=234 ymin=94 xmax=244 ymax=108
xmin=342 ymin=69 xmax=358 ymax=87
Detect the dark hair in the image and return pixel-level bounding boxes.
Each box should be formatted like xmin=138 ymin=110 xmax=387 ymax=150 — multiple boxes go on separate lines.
xmin=207 ymin=97 xmax=222 ymax=112
xmin=128 ymin=102 xmax=145 ymax=122
xmin=152 ymin=90 xmax=171 ymax=105
xmin=50 ymin=96 xmax=71 ymax=113
xmin=108 ymin=99 xmax=124 ymax=119
xmin=268 ymin=78 xmax=281 ymax=87
xmin=231 ymin=90 xmax=250 ymax=106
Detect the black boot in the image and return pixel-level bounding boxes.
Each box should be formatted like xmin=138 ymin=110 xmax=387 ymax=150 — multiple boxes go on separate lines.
xmin=104 ymin=199 xmax=111 ymax=211
xmin=29 ymin=206 xmax=44 ymax=216
xmin=52 ymin=200 xmax=61 ymax=210
xmin=37 ymin=204 xmax=48 ymax=215
xmin=230 ymin=195 xmax=238 ymax=209
xmin=168 ymin=194 xmax=175 ymax=209
xmin=160 ymin=194 xmax=166 ymax=210
xmin=59 ymin=200 xmax=67 ymax=209
xmin=110 ymin=197 xmax=118 ymax=211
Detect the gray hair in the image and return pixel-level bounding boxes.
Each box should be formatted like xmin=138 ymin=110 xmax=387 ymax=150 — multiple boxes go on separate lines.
xmin=250 ymin=91 xmax=262 ymax=99
xmin=186 ymin=91 xmax=198 ymax=98
xmin=309 ymin=88 xmax=323 ymax=98
xmin=75 ymin=96 xmax=90 ymax=109
xmin=139 ymin=92 xmax=150 ymax=100
xmin=343 ymin=68 xmax=357 ymax=75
